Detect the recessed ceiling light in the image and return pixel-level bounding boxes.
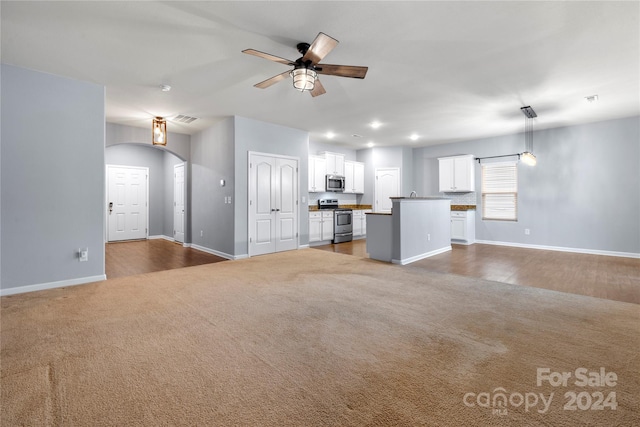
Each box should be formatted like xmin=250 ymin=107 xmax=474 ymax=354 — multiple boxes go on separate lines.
xmin=370 ymin=121 xmax=381 ymax=129
xmin=367 ymin=141 xmax=375 ymax=148
xmin=409 ymin=133 xmax=419 ymax=141
xmin=585 ymin=95 xmax=599 ymax=103
xmin=326 ymin=132 xmax=336 ymax=139
xmin=160 ymin=84 xmax=172 ymax=92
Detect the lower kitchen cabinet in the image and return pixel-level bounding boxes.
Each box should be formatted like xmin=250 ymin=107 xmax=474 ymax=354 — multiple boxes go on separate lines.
xmin=451 ymin=210 xmax=475 ymax=244
xmin=309 ymin=211 xmax=334 ymax=243
xmin=353 ymin=209 xmax=371 ymax=238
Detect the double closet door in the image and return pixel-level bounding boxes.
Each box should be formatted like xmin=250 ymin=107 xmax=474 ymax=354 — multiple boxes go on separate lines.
xmin=248 ymin=153 xmax=299 ymax=256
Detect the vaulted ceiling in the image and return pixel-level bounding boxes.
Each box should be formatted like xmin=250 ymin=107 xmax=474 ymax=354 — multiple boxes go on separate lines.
xmin=2 ymin=1 xmax=638 ymax=148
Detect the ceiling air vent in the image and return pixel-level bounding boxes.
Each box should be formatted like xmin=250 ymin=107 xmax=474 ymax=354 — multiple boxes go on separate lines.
xmin=172 ymin=114 xmax=198 ymax=124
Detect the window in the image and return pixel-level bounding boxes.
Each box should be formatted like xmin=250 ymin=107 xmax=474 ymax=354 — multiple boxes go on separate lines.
xmin=482 ymin=162 xmax=517 ymax=221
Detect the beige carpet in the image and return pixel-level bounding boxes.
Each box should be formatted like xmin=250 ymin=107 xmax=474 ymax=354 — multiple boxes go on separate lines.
xmin=1 ymin=249 xmax=638 ymax=426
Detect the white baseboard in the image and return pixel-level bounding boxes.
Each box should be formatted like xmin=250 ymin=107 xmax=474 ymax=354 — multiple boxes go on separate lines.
xmin=299 ymin=244 xmax=310 ymax=249
xmin=148 ymin=235 xmax=175 ymax=242
xmin=1 ymin=274 xmax=107 ymax=297
xmin=392 ymin=245 xmax=452 ymax=266
xmin=474 ymin=240 xmax=640 ymax=259
xmin=149 ymin=235 xmax=191 ymax=247
xmin=189 ymin=244 xmax=247 ymax=260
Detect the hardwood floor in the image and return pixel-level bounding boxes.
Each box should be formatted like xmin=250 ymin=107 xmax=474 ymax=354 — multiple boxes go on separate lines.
xmin=312 ymin=239 xmax=640 ymax=305
xmin=107 ymin=238 xmax=639 ymax=305
xmin=105 ymin=239 xmax=227 ymax=279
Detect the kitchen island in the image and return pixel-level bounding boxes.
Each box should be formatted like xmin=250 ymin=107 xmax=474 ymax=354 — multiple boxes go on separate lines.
xmin=366 ymin=197 xmax=451 ymax=265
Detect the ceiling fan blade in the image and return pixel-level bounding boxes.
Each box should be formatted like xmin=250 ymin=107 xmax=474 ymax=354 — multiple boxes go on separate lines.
xmin=310 ymin=78 xmax=326 ymax=97
xmin=242 ymin=49 xmax=294 ymax=66
xmin=254 ymin=70 xmax=291 ymax=89
xmin=302 ymin=32 xmax=339 ymax=65
xmin=316 ymin=64 xmax=368 ymax=79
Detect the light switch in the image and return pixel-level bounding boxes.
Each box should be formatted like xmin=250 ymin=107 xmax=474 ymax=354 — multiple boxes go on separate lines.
xmin=79 ymin=248 xmax=88 ymax=262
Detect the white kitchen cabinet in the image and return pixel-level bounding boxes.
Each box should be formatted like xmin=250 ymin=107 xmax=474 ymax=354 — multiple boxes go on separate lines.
xmin=308 ymin=155 xmax=326 ymax=193
xmin=309 ymin=211 xmax=334 ymax=243
xmin=322 ymin=151 xmax=345 ymax=176
xmin=353 ymin=210 xmax=363 ymax=236
xmin=450 ymin=210 xmax=475 ymax=244
xmin=321 ymin=211 xmax=334 ymax=241
xmin=354 ymin=162 xmax=365 ymax=194
xmin=438 ymin=155 xmax=475 ymax=192
xmin=353 ymin=209 xmax=371 ymax=237
xmin=309 ymin=212 xmax=323 ymax=242
xmin=344 ymin=161 xmax=365 ymax=194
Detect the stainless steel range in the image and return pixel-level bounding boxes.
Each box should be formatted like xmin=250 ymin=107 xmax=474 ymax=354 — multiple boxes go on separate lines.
xmin=318 ymin=199 xmax=353 ymax=244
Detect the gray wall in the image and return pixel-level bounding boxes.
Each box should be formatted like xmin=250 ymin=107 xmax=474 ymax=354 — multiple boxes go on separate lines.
xmin=357 ymin=146 xmax=414 ymax=205
xmin=1 ymin=64 xmax=105 ymax=290
xmin=105 ymin=144 xmax=181 ymax=238
xmin=191 ymin=117 xmax=235 ymax=256
xmin=106 ymin=122 xmax=191 ymax=162
xmin=309 ymin=140 xmax=358 ymax=161
xmin=414 ymin=116 xmax=640 ymax=254
xmin=234 ymin=116 xmax=309 ymax=256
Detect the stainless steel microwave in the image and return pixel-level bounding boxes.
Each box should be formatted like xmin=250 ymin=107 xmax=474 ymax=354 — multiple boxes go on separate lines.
xmin=325 ymin=174 xmax=345 ymax=192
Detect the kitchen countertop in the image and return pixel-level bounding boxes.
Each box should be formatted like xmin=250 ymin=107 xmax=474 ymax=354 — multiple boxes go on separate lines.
xmin=451 ymin=205 xmax=476 ymax=211
xmin=365 ymin=212 xmax=392 ymax=215
xmin=389 ymin=197 xmax=448 ymax=200
xmin=308 ymin=204 xmax=373 ymax=211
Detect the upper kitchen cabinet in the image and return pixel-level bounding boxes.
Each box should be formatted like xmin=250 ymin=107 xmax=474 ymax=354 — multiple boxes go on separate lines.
xmin=322 ymin=151 xmax=345 ymax=176
xmin=308 ymin=155 xmax=326 ymax=193
xmin=344 ymin=160 xmax=365 ymax=194
xmin=438 ymin=154 xmax=475 ymax=192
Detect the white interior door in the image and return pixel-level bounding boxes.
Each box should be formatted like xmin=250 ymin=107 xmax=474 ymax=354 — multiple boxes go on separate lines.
xmin=274 ymin=158 xmax=298 ymax=252
xmin=250 ymin=154 xmax=276 ymax=256
xmin=107 ymin=165 xmax=148 ymax=241
xmin=174 ymin=163 xmax=185 ymax=243
xmin=375 ymin=168 xmax=400 ymax=213
xmin=248 ymin=153 xmax=298 ymax=256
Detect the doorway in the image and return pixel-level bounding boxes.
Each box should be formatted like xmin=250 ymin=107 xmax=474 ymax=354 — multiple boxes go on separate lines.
xmin=374 ymin=167 xmax=400 ymax=212
xmin=106 ymin=165 xmax=149 ymax=241
xmin=174 ymin=163 xmax=185 ymax=243
xmin=248 ymin=152 xmax=299 ymax=256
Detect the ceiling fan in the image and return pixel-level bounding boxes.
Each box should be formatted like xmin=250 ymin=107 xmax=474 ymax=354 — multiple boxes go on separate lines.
xmin=242 ymin=32 xmax=368 ymax=97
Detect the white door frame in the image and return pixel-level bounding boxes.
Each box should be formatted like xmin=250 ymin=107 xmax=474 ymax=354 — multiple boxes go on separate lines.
xmin=374 ymin=167 xmax=401 ymax=213
xmin=173 ymin=162 xmax=186 ymax=244
xmin=106 ymin=164 xmax=149 ymax=242
xmin=247 ymin=151 xmax=300 ymax=257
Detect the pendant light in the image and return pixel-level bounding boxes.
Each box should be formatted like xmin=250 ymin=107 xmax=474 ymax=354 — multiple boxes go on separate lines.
xmin=520 ymin=106 xmax=537 ymax=166
xmin=152 ymin=117 xmax=167 ymax=146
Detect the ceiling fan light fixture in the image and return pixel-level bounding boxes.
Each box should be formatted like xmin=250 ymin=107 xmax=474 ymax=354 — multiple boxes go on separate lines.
xmin=290 ymin=67 xmax=317 ymax=92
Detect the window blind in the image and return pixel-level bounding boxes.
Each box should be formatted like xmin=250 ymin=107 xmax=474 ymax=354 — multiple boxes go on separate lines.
xmin=482 ymin=162 xmax=517 ymax=221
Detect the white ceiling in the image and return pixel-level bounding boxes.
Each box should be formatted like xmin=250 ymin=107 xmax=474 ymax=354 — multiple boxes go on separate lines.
xmin=2 ymin=1 xmax=638 ymax=148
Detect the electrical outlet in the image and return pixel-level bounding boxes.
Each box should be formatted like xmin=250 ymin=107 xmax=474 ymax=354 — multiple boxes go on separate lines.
xmin=79 ymin=248 xmax=88 ymax=262
xmin=427 ymin=233 xmax=431 ymax=241
xmin=524 ymin=228 xmax=530 ymax=235
xmin=200 ymin=230 xmax=204 ymax=237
